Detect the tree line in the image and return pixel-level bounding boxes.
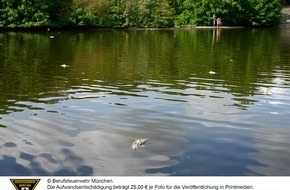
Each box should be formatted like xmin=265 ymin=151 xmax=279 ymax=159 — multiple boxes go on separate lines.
xmin=0 ymin=0 xmax=282 ymax=28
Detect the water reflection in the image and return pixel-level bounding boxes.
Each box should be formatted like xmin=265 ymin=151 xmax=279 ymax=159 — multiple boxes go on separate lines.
xmin=0 ymin=29 xmax=290 ymax=175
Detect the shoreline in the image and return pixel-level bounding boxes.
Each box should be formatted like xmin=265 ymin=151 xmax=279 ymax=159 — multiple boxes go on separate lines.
xmin=0 ymin=26 xmax=250 ymax=32
xmin=193 ymin=26 xmax=244 ymax=29
xmin=1 ymin=24 xmax=287 ymax=32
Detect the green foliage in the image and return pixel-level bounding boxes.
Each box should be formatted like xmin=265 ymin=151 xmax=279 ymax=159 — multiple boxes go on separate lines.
xmin=0 ymin=0 xmax=49 ymax=27
xmin=243 ymin=0 xmax=282 ymax=26
xmin=69 ymin=0 xmax=110 ymax=27
xmin=175 ymin=0 xmax=281 ymax=27
xmin=103 ymin=0 xmax=175 ymax=27
xmin=0 ymin=0 xmax=72 ymax=27
xmin=68 ymin=6 xmax=97 ymax=26
xmin=0 ymin=0 xmax=282 ymax=28
xmin=134 ymin=0 xmax=175 ymax=27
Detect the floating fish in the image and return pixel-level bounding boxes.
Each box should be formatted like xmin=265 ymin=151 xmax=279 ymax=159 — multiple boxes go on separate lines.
xmin=131 ymin=138 xmax=148 ymax=151
xmin=208 ymin=70 xmax=216 ymax=75
xmin=60 ymin=64 xmax=69 ymax=68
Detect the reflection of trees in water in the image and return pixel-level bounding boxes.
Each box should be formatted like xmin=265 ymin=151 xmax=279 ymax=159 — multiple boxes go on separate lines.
xmin=172 ymin=29 xmax=285 ymax=108
xmin=0 ymin=29 xmax=289 ymax=113
xmin=0 ymin=30 xmax=290 ymax=176
xmin=0 ymin=32 xmax=74 ymax=114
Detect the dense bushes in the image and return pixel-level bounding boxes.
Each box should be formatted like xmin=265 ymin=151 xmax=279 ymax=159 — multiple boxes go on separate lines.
xmin=174 ymin=0 xmax=244 ymax=26
xmin=175 ymin=0 xmax=281 ymax=27
xmin=0 ymin=0 xmax=72 ymax=27
xmin=244 ymin=0 xmax=282 ymax=26
xmin=0 ymin=0 xmax=49 ymax=27
xmin=70 ymin=0 xmax=175 ymax=27
xmin=0 ymin=0 xmax=282 ymax=28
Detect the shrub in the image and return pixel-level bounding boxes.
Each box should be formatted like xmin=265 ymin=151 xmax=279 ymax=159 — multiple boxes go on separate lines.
xmin=174 ymin=0 xmax=282 ymax=27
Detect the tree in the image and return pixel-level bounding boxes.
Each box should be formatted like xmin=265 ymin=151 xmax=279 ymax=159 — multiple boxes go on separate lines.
xmin=0 ymin=0 xmax=73 ymax=27
xmin=243 ymin=0 xmax=281 ymax=26
xmin=174 ymin=0 xmax=281 ymax=27
xmin=135 ymin=0 xmax=174 ymax=27
xmin=0 ymin=0 xmax=50 ymax=27
xmin=0 ymin=0 xmax=282 ymax=28
xmin=105 ymin=0 xmax=174 ymax=28
xmin=40 ymin=0 xmax=73 ymax=26
xmin=175 ymin=0 xmax=244 ymax=26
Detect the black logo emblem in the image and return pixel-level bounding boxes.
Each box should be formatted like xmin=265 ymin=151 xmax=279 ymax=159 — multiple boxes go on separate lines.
xmin=10 ymin=179 xmax=40 ymax=190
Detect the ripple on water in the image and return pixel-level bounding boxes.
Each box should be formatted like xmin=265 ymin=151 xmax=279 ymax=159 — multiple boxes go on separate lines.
xmin=1 ymin=30 xmax=290 ymax=175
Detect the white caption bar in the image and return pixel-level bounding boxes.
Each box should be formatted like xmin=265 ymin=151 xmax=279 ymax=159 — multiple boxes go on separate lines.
xmin=0 ymin=177 xmax=289 ymax=190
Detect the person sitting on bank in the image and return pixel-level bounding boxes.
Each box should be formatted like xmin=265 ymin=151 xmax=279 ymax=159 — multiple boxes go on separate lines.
xmin=217 ymin=17 xmax=222 ymax=27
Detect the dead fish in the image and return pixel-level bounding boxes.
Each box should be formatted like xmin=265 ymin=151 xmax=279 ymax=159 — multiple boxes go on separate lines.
xmin=131 ymin=138 xmax=149 ymax=151
xmin=60 ymin=64 xmax=69 ymax=68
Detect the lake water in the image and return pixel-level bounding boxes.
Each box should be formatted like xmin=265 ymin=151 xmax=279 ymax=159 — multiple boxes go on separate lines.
xmin=0 ymin=28 xmax=290 ymax=176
